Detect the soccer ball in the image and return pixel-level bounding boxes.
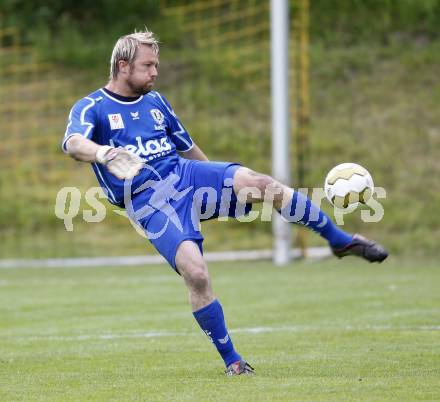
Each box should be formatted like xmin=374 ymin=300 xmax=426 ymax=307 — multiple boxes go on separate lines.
xmin=324 ymin=163 xmax=374 ymax=209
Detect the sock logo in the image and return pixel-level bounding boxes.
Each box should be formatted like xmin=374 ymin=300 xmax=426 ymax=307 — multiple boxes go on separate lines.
xmin=204 ymin=330 xmax=214 ymax=343
xmin=218 ymin=334 xmax=229 ymax=344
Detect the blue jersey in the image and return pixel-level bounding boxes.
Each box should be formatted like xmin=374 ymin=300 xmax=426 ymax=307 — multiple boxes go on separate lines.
xmin=62 ymin=89 xmax=193 ymax=206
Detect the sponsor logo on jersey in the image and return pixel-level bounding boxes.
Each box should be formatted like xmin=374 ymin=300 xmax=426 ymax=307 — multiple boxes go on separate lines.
xmin=130 ymin=111 xmax=140 ymax=120
xmin=108 ymin=113 xmax=124 ymax=130
xmin=150 ymin=108 xmax=166 ymax=131
xmin=124 ymin=136 xmax=173 ymax=161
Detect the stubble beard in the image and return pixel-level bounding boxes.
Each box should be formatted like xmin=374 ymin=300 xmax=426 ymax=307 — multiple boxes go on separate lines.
xmin=127 ymin=75 xmax=153 ymax=96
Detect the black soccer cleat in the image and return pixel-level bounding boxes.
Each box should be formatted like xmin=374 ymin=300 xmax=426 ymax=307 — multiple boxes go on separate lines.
xmin=331 ymin=234 xmax=388 ymax=263
xmin=225 ymin=360 xmax=255 ymax=376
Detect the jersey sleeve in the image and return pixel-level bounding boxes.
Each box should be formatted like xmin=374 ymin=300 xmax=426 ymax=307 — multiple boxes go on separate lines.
xmin=62 ymin=97 xmax=98 ymax=153
xmin=157 ymin=93 xmax=194 ymax=152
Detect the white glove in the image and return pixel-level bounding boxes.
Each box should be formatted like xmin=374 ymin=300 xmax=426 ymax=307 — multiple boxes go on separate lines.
xmin=95 ymin=146 xmax=144 ymax=180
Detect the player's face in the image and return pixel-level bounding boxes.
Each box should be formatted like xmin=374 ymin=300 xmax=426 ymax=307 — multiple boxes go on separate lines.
xmin=126 ymin=45 xmax=159 ymax=95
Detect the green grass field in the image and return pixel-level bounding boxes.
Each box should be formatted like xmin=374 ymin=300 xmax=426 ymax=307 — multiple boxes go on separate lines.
xmin=1 ymin=257 xmax=439 ymax=401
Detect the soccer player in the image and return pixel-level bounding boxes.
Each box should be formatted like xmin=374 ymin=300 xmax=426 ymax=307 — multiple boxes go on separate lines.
xmin=62 ymin=30 xmax=388 ymax=376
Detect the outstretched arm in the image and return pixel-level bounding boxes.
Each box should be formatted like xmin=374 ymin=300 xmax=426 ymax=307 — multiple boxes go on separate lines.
xmin=65 ymin=135 xmax=101 ymax=162
xmin=179 ymin=143 xmax=209 ymax=161
xmin=64 ymin=135 xmax=144 ymax=180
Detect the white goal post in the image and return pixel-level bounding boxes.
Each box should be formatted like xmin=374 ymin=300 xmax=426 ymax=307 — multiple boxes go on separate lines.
xmin=271 ymin=0 xmax=291 ymax=265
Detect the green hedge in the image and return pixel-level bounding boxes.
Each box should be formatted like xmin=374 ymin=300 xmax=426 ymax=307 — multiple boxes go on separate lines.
xmin=1 ymin=0 xmax=439 ymax=64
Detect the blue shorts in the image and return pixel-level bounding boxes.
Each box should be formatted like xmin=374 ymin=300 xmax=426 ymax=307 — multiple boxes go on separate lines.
xmin=129 ymin=158 xmax=251 ymax=271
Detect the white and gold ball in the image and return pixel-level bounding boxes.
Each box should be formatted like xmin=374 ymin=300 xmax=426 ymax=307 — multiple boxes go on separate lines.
xmin=324 ymin=163 xmax=374 ymax=209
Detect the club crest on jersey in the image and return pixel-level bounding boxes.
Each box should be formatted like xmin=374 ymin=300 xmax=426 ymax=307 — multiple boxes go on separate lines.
xmin=108 ymin=113 xmax=124 ymax=130
xmin=150 ymin=108 xmax=166 ymax=130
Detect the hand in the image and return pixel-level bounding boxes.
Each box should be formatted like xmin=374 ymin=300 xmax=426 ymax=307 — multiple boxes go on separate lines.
xmin=95 ymin=146 xmax=144 ymax=180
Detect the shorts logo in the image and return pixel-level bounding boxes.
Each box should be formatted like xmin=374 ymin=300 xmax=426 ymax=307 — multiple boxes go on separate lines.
xmin=108 ymin=113 xmax=124 ymax=130
xmin=150 ymin=109 xmax=166 ymax=130
xmin=124 ymin=170 xmax=194 ymax=241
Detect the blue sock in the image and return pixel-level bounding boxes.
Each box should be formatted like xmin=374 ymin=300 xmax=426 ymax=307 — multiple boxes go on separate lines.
xmin=279 ymin=190 xmax=353 ymax=248
xmin=193 ymin=299 xmax=241 ymax=367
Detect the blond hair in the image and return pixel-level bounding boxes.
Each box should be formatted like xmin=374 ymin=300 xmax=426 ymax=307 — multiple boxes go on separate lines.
xmin=109 ymin=29 xmax=159 ymax=80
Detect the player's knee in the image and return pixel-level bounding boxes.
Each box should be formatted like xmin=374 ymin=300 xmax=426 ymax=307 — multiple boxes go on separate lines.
xmin=251 ymin=173 xmax=286 ymax=206
xmin=188 ymin=267 xmax=210 ymax=291
xmin=253 ymin=173 xmax=276 ymax=193
xmin=261 ymin=175 xmax=275 ymax=191
xmin=235 ymin=169 xmax=281 ymax=204
xmin=179 ymin=258 xmax=209 ymax=290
